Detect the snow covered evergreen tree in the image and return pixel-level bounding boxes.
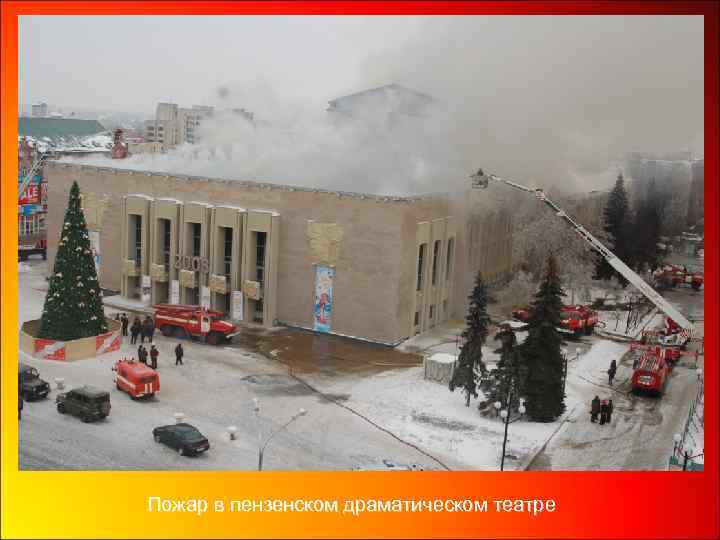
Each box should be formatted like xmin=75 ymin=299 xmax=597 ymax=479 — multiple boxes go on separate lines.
xmin=632 ymin=179 xmax=665 ymax=272
xmin=521 ymin=256 xmax=566 ymax=422
xmin=480 ymin=325 xmax=526 ymax=412
xmin=39 ymin=182 xmax=107 ymax=340
xmin=596 ymin=172 xmax=631 ymax=282
xmin=449 ymin=272 xmax=490 ymax=407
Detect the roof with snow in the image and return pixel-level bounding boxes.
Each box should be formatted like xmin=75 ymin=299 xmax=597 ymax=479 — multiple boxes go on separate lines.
xmin=19 ymin=117 xmax=106 ymax=140
xmin=327 ymin=84 xmax=435 ymax=116
xmin=19 ymin=117 xmax=112 ymax=154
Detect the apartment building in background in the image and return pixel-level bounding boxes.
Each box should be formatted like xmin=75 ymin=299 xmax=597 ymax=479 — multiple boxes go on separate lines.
xmin=144 ymin=102 xmax=254 ymax=150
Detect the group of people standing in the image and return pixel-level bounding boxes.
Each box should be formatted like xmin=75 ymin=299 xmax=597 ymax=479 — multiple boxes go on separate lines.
xmin=116 ymin=312 xmax=184 ymax=368
xmin=590 ymin=396 xmax=614 ymax=425
xmin=136 ymin=344 xmax=159 ymax=369
xmin=118 ymin=313 xmax=155 ymax=345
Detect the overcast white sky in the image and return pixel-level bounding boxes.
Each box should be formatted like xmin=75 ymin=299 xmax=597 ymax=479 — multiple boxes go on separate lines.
xmin=19 ymin=15 xmax=704 ymax=192
xmin=18 ymin=16 xmax=429 ymax=114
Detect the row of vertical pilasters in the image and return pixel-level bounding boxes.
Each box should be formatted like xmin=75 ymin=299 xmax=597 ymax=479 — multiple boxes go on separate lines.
xmin=120 ymin=195 xmax=278 ymax=326
xmin=410 ymin=217 xmax=456 ymax=336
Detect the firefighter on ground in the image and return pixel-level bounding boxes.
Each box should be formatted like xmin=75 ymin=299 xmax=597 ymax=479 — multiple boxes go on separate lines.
xmin=142 ymin=316 xmax=155 ymax=344
xmin=150 ymin=345 xmax=159 ymax=370
xmin=120 ymin=313 xmax=129 ymax=337
xmin=130 ymin=318 xmax=141 ymax=344
xmin=599 ymin=399 xmax=609 ymax=425
xmin=607 ymin=359 xmax=617 ymax=386
xmin=175 ymin=343 xmax=184 ymax=366
xmin=590 ymin=396 xmax=601 ymax=423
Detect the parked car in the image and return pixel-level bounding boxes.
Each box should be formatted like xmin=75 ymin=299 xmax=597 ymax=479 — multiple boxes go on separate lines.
xmin=153 ymin=423 xmax=210 ymax=456
xmin=56 ymin=386 xmax=111 ymax=422
xmin=19 ymin=363 xmax=50 ymax=401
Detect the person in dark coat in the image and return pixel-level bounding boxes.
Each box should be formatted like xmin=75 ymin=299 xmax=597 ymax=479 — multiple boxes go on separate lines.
xmin=130 ymin=318 xmax=141 ymax=345
xmin=599 ymin=399 xmax=609 ymax=425
xmin=150 ymin=345 xmax=159 ymax=370
xmin=142 ymin=316 xmax=155 ymax=344
xmin=608 ymin=359 xmax=617 ymax=385
xmin=120 ymin=313 xmax=129 ymax=337
xmin=138 ymin=345 xmax=147 ymax=365
xmin=607 ymin=399 xmax=614 ymax=424
xmin=591 ymin=395 xmax=601 ymax=423
xmin=175 ymin=343 xmax=184 ymax=366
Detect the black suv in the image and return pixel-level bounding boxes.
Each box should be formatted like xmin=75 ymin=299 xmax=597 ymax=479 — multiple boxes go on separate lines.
xmin=57 ymin=386 xmax=111 ymax=422
xmin=19 ymin=363 xmax=50 ymax=401
xmin=153 ymin=423 xmax=210 ymax=456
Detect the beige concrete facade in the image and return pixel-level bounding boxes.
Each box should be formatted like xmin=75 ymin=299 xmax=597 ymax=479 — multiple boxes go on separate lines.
xmin=45 ymin=162 xmax=516 ymax=344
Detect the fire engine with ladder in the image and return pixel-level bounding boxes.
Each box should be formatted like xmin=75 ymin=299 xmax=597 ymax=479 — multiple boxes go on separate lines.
xmin=469 ymin=167 xmax=696 ymax=335
xmin=470 ymin=168 xmax=702 ymax=397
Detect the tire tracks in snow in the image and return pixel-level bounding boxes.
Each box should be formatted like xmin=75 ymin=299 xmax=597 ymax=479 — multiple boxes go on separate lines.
xmin=275 ymin=367 xmax=452 ymax=471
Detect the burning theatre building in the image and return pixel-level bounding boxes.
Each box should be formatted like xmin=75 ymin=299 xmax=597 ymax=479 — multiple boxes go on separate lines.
xmin=43 ymin=161 xmax=513 ymax=345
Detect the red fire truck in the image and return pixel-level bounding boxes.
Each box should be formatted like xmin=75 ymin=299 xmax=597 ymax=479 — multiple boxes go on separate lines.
xmin=631 ymin=349 xmax=670 ymax=396
xmin=113 ymin=358 xmax=160 ymax=399
xmin=512 ymin=304 xmax=598 ymax=337
xmin=653 ymin=264 xmax=703 ymax=291
xmin=153 ymin=304 xmax=239 ymax=345
xmin=631 ymin=330 xmax=684 ymax=365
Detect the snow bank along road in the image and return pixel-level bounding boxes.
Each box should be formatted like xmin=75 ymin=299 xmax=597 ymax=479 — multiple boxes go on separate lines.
xmin=18 ymin=261 xmax=449 ymax=471
xmin=529 ymin=285 xmax=704 ymax=470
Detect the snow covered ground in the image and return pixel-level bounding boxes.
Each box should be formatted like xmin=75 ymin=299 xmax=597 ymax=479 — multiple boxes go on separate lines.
xmin=529 ymin=284 xmax=704 ymax=470
xmin=18 ymin=261 xmax=450 ymax=471
xmin=19 ymin=259 xmax=702 ymax=471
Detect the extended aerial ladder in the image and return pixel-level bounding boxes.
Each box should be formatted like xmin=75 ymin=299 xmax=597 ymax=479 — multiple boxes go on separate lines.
xmin=470 ymin=168 xmax=695 ymax=332
xmin=18 ymin=152 xmax=48 ymax=199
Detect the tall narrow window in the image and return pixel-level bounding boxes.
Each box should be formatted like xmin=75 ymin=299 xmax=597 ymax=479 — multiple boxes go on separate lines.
xmin=134 ymin=216 xmax=142 ymax=266
xmin=446 ymin=238 xmax=455 ymax=282
xmin=255 ymin=232 xmax=267 ymax=286
xmin=191 ymin=223 xmax=201 ymax=257
xmin=432 ymin=240 xmax=441 ymax=285
xmin=162 ymin=219 xmax=171 ymax=270
xmin=223 ymin=227 xmax=233 ymax=276
xmin=416 ymin=243 xmax=426 ymax=291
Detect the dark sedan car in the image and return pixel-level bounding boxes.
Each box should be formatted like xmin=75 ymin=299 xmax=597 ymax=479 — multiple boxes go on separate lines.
xmin=153 ymin=423 xmax=210 ymax=456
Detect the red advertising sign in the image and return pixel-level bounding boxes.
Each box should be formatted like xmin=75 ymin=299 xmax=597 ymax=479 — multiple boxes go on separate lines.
xmin=18 ymin=183 xmax=40 ymax=205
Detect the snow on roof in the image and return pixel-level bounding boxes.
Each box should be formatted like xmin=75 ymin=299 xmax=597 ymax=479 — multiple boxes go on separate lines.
xmin=429 ymin=353 xmax=457 ymax=364
xmin=48 ymin=162 xmax=448 ymax=202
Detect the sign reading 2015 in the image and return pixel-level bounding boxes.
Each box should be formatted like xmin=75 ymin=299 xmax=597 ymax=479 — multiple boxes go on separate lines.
xmin=173 ymin=254 xmax=210 ymax=273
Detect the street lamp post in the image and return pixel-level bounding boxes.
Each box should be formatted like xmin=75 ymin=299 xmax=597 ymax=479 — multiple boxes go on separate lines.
xmin=254 ymin=399 xmax=308 ymax=471
xmin=499 ymin=393 xmax=526 ymax=471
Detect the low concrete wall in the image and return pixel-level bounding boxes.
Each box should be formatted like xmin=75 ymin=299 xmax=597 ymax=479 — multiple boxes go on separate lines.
xmin=20 ymin=318 xmax=121 ymax=361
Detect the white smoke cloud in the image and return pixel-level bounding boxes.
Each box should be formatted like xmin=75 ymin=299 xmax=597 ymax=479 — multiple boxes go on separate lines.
xmin=62 ymin=16 xmax=703 ymax=196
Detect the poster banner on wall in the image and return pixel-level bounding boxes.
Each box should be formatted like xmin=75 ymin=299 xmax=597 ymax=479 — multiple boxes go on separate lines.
xmin=313 ymin=265 xmax=334 ymax=333
xmin=89 ymin=231 xmax=101 ymax=274
xmin=141 ymin=275 xmax=151 ymax=303
xmin=201 ymin=286 xmax=211 ymax=309
xmin=231 ymin=290 xmax=244 ymax=321
xmin=170 ymin=280 xmax=180 ymax=304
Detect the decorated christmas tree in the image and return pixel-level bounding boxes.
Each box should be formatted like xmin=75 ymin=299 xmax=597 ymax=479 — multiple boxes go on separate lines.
xmin=38 ymin=182 xmax=107 ymax=340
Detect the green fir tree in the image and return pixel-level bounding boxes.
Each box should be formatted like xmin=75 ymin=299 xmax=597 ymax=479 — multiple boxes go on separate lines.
xmin=450 ymin=272 xmax=490 ymax=407
xmin=480 ymin=326 xmax=526 ymax=412
xmin=596 ymin=172 xmax=631 ymax=283
xmin=521 ymin=256 xmax=566 ymax=422
xmin=39 ymin=182 xmax=107 ymax=340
